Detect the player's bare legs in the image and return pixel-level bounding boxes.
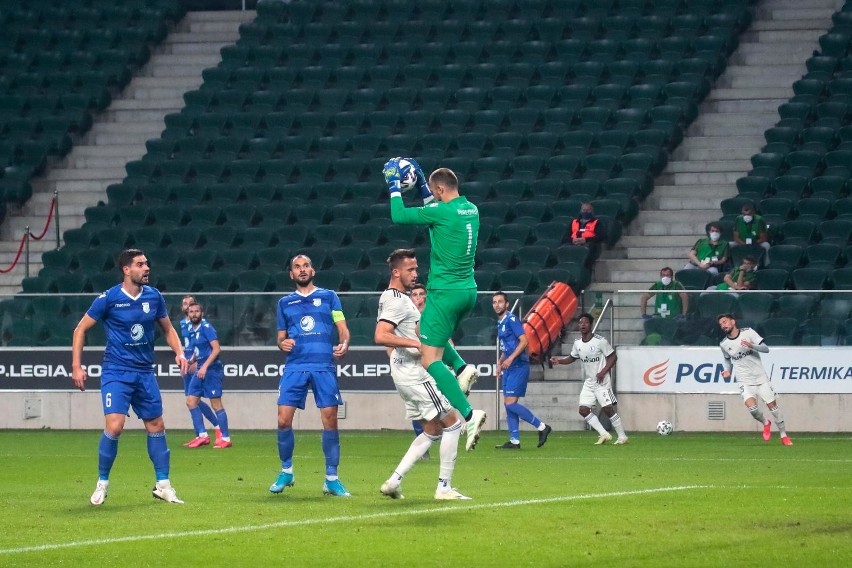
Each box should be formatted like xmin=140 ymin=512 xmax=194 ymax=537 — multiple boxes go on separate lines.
xmin=422 ymin=345 xmax=486 ymax=451
xmin=746 ymin=397 xmax=791 ymax=445
xmin=579 ymin=405 xmax=611 ymax=444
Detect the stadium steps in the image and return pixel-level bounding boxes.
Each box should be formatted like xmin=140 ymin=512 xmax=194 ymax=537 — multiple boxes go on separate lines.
xmin=587 ymin=0 xmax=838 ymax=347
xmin=0 ymin=10 xmax=253 ymax=294
xmin=495 ymin=381 xmax=585 ymax=434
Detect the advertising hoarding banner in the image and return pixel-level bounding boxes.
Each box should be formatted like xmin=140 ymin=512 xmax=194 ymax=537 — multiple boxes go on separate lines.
xmin=0 ymin=347 xmax=498 ymax=391
xmin=616 ymin=347 xmax=852 ymax=394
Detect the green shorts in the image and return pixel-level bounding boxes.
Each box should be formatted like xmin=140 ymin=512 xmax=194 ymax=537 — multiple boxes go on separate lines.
xmin=419 ymin=288 xmax=477 ymax=347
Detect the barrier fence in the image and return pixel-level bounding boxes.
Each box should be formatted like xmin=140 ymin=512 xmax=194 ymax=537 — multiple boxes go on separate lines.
xmin=0 ymin=190 xmax=60 ymax=277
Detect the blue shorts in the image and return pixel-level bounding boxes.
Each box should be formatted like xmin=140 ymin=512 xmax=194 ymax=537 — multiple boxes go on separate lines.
xmin=187 ymin=368 xmax=224 ymax=399
xmin=182 ymin=374 xmax=192 ymax=396
xmin=502 ymin=364 xmax=530 ymax=398
xmin=277 ymin=369 xmax=342 ymax=409
xmin=100 ymin=369 xmax=163 ymax=420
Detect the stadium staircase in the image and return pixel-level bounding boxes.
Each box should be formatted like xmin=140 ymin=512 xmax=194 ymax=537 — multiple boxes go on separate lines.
xmin=585 ymin=0 xmax=839 ymax=347
xmin=0 ymin=11 xmax=252 ymax=296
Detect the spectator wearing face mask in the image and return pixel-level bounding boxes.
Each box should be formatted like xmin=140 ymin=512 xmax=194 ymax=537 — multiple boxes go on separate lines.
xmin=732 ymin=203 xmax=770 ymax=264
xmin=640 ymin=267 xmax=689 ymax=320
xmin=683 ymin=222 xmax=729 ymax=276
xmin=565 ymin=202 xmax=604 ymax=263
xmin=714 ymin=255 xmax=758 ymax=293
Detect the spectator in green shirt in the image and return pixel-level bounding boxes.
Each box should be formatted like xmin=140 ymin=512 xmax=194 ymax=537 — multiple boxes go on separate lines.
xmin=732 ymin=203 xmax=770 ymax=263
xmin=683 ymin=222 xmax=729 ymax=278
xmin=640 ymin=267 xmax=689 ymax=320
xmin=715 ymin=256 xmax=758 ymax=293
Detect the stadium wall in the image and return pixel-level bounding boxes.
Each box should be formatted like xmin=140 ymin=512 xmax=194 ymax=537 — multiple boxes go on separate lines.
xmin=0 ymin=347 xmax=849 ymax=431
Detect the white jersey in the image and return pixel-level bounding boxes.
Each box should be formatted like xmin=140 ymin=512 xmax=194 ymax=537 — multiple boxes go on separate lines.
xmin=377 ymin=288 xmax=427 ymax=387
xmin=570 ymin=333 xmax=615 ymax=386
xmin=719 ymin=327 xmax=769 ymax=386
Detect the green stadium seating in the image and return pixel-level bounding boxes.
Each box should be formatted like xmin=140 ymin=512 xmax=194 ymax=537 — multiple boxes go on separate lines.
xmin=11 ymin=0 xmax=761 ymax=341
xmin=791 ymin=267 xmax=830 ymax=291
xmin=777 ymin=295 xmax=816 ymax=320
xmin=674 ymin=269 xmax=711 ymax=291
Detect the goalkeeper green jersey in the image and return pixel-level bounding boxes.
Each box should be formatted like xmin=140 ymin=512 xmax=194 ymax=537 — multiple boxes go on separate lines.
xmin=390 ymin=195 xmax=479 ymax=290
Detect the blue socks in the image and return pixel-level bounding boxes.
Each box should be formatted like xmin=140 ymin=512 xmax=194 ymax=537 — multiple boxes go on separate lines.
xmin=146 ymin=431 xmax=170 ymax=481
xmin=189 ymin=407 xmax=205 ymax=436
xmin=412 ymin=420 xmax=424 ymax=436
xmin=98 ymin=431 xmax=119 ymax=481
xmin=215 ymin=409 xmax=230 ymax=438
xmin=321 ymin=429 xmax=340 ymax=477
xmin=198 ymin=401 xmax=219 ymax=427
xmin=505 ymin=406 xmax=521 ymax=441
xmin=277 ymin=428 xmax=340 ymax=477
xmin=277 ymin=427 xmax=294 ymax=469
xmin=506 ymin=402 xmax=542 ymax=440
xmin=216 ymin=408 xmax=231 ymax=438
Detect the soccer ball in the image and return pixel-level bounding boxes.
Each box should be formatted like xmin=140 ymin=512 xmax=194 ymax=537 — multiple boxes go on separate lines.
xmin=398 ymin=158 xmax=418 ymax=192
xmin=656 ymin=420 xmax=673 ymax=436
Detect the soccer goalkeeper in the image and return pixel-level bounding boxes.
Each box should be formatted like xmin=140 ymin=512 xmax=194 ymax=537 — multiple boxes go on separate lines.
xmin=382 ymin=157 xmax=487 ymax=451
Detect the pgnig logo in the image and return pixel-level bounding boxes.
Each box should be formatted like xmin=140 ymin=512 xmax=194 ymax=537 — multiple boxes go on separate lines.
xmin=643 ymin=359 xmax=668 ymax=386
xmin=130 ymin=323 xmax=144 ymax=341
xmin=643 ymin=360 xmax=732 ymax=386
xmin=300 ymin=315 xmax=316 ymax=332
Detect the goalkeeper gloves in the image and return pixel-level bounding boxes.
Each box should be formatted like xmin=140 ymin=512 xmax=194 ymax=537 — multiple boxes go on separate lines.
xmin=382 ymin=157 xmax=402 ymax=197
xmin=406 ymin=157 xmax=434 ymax=203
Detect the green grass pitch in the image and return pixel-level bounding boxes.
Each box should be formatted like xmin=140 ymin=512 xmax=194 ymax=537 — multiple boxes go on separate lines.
xmin=1 ymin=429 xmax=850 ymax=566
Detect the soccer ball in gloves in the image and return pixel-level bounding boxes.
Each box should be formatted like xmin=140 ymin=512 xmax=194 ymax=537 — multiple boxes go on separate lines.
xmin=397 ymin=158 xmax=418 ymax=191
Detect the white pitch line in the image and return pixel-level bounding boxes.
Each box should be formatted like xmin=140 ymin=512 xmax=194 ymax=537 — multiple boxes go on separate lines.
xmin=0 ymin=485 xmax=708 ymax=556
xmin=502 ymin=456 xmax=852 ymax=464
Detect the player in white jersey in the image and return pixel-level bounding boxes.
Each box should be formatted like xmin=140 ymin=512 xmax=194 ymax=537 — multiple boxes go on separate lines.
xmin=550 ymin=313 xmax=629 ymax=445
xmin=375 ymin=248 xmax=470 ymax=500
xmin=718 ymin=313 xmax=792 ymax=445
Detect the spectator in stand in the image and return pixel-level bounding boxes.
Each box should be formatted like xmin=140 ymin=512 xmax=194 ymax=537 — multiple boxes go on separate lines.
xmin=714 ymin=255 xmax=758 ymax=293
xmin=732 ymin=203 xmax=770 ymax=263
xmin=683 ymin=222 xmax=729 ymax=278
xmin=640 ymin=267 xmax=689 ymax=320
xmin=564 ymin=202 xmax=604 ymax=263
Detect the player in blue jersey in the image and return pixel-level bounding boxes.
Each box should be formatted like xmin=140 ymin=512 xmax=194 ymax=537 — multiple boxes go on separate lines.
xmin=178 ymin=294 xmax=220 ymax=447
xmin=492 ymin=292 xmax=551 ymax=450
xmin=71 ymin=249 xmax=188 ymax=505
xmin=184 ymin=301 xmax=232 ymax=448
xmin=269 ymin=254 xmax=352 ymax=497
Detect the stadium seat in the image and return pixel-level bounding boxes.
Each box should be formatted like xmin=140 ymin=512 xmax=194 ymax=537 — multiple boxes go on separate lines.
xmin=791 ymin=267 xmax=829 ymax=291
xmin=346 ymin=270 xmax=383 ymax=292
xmin=768 ymin=245 xmax=804 ymax=271
xmin=777 ymin=294 xmax=816 ymax=320
xmin=674 ymin=269 xmax=711 ymax=291
xmin=696 ymin=293 xmax=737 ymax=319
xmin=312 ymin=269 xmax=346 ymax=291
xmin=643 ymin=317 xmax=681 ymax=345
xmin=455 ymin=317 xmax=497 ymax=346
xmin=754 ymin=268 xmax=790 ymax=291
xmin=736 ymin=292 xmax=775 ymax=323
xmin=805 ymin=243 xmax=842 ymax=270
xmin=819 ymin=220 xmax=852 ymax=246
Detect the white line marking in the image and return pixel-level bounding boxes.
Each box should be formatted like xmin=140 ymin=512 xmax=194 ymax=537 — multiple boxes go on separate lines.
xmin=0 ymin=485 xmax=708 ymax=555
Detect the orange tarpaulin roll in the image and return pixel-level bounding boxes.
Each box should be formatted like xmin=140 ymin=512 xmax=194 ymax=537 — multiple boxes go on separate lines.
xmin=522 ymin=281 xmax=578 ymax=361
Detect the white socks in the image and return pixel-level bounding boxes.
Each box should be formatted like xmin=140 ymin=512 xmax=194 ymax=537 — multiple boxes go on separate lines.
xmin=438 ymin=420 xmax=462 ymax=488
xmin=388 ymin=432 xmax=438 ymax=486
xmin=610 ymin=413 xmax=627 ymax=439
xmin=769 ymin=407 xmax=787 ymax=436
xmin=585 ymin=413 xmax=608 ymax=436
xmin=747 ymin=404 xmax=766 ymax=424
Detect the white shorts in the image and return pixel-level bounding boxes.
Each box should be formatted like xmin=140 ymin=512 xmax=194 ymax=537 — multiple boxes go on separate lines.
xmin=390 ymin=357 xmax=428 ymax=385
xmin=578 ymin=380 xmax=617 ymax=409
xmin=395 ymin=380 xmax=452 ymax=422
xmin=739 ymin=382 xmax=776 ymax=405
